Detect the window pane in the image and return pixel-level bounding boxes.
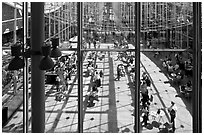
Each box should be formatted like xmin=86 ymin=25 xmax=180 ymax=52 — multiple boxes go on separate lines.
xmin=140 ymin=2 xmax=193 ymax=133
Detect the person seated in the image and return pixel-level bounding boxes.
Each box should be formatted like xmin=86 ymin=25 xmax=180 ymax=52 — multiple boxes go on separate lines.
xmin=116 ymin=65 xmax=124 ymax=80
xmin=145 ymin=76 xmax=151 ymax=87
xmin=180 ymin=82 xmax=192 ymax=97
xmin=185 ymin=60 xmax=192 ymax=69
xmin=154 ymin=51 xmax=160 ymax=58
xmin=166 ymin=59 xmax=172 ymax=66
xmin=141 ymin=109 xmax=149 ymax=126
xmin=120 ymin=66 xmax=125 ymax=77
xmin=185 ymin=81 xmax=192 ymax=97
xmin=176 ymin=72 xmax=182 ymax=79
xmin=99 ymin=70 xmax=103 ymax=78
xmin=174 ymin=63 xmax=180 ymax=71
xmin=88 ymin=53 xmax=93 ymax=59
xmin=87 ymin=60 xmax=93 ymax=68
xmin=87 ymin=65 xmax=94 ymax=76
xmin=162 ymin=61 xmax=167 ymax=69
xmin=92 ymin=83 xmax=98 ymax=93
xmin=55 ymin=92 xmax=64 ymax=102
xmin=172 ymin=72 xmax=183 ymax=85
xmin=94 ymin=71 xmax=101 ymax=87
xmin=155 ymin=109 xmax=165 ymax=122
xmin=87 ymin=95 xmax=95 ymax=107
xmin=114 ymin=40 xmax=119 ymax=48
xmin=131 ymin=73 xmax=135 ymax=83
xmin=142 ymin=72 xmax=148 ymax=80
xmin=164 ymin=56 xmax=169 ymax=62
xmin=140 ymin=81 xmax=148 ymax=95
xmin=141 ymin=94 xmax=150 ymax=110
xmin=128 ymin=56 xmax=134 ymax=65
xmin=130 ymin=65 xmax=135 ymax=73
xmin=186 ymin=80 xmax=192 ymax=88
xmin=87 ymin=88 xmax=99 ymax=107
xmin=168 ymin=64 xmax=174 ymax=74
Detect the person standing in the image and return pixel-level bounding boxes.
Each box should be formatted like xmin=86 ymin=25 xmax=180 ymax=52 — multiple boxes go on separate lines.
xmin=116 ymin=65 xmax=121 ymax=81
xmin=88 ymin=39 xmax=91 ymax=48
xmin=99 ymin=70 xmax=103 ymax=78
xmin=93 ymin=39 xmax=96 ymax=48
xmin=94 ymin=71 xmax=101 ymax=87
xmin=168 ymin=101 xmax=177 ymax=132
xmin=142 ymin=109 xmax=149 ymax=126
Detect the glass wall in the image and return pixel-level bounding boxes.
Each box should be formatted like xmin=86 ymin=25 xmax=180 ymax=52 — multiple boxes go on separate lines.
xmin=1 ymin=2 xmax=201 ymax=133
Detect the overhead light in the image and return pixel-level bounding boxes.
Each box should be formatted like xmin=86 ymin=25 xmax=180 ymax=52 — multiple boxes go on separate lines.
xmin=39 ymin=44 xmax=54 ymax=70
xmin=8 ymin=56 xmax=24 ymax=70
xmin=50 ymin=37 xmax=62 ymax=58
xmin=7 ymin=39 xmax=56 ymax=71
xmin=8 ymin=43 xmax=24 ymax=70
xmin=39 ymin=56 xmax=54 ymax=70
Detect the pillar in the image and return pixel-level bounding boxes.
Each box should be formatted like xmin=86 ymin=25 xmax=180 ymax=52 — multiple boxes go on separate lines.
xmin=31 ymin=2 xmax=45 ymax=133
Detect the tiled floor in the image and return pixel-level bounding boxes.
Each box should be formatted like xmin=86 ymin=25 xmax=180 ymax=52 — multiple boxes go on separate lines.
xmin=2 ymin=43 xmax=192 ymax=133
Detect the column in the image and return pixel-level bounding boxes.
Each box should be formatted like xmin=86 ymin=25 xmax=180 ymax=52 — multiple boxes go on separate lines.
xmin=31 ymin=2 xmax=45 ymax=133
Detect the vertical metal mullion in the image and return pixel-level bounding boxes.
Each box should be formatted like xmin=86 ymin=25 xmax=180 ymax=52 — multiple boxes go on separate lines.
xmin=61 ymin=8 xmax=63 ymax=41
xmin=23 ymin=2 xmax=29 ymax=132
xmin=192 ymin=2 xmax=202 ymax=133
xmin=187 ymin=3 xmax=190 ymax=49
xmin=65 ymin=4 xmax=67 ymax=41
xmin=68 ymin=3 xmax=69 ymax=40
xmin=54 ymin=3 xmax=56 ymax=35
xmin=58 ymin=8 xmax=60 ymax=40
xmin=14 ymin=2 xmax=17 ymax=43
xmin=49 ymin=8 xmax=51 ymax=41
xmin=13 ymin=2 xmax=18 ymax=95
xmin=134 ymin=2 xmax=140 ymax=133
xmin=77 ymin=2 xmax=83 ymax=133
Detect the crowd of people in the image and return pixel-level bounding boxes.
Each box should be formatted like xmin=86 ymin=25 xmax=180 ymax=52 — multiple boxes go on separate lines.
xmin=2 ymin=34 xmax=192 ymax=132
xmin=113 ymin=38 xmax=180 ymax=132
xmin=161 ymin=52 xmax=193 ymax=98
xmin=49 ymin=52 xmax=77 ymax=101
xmin=85 ymin=47 xmax=105 ymax=107
xmin=139 ymin=71 xmax=178 ymax=132
xmin=2 ymin=68 xmax=22 ymax=95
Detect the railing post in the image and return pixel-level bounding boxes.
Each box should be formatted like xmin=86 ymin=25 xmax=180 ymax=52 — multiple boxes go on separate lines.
xmin=22 ymin=2 xmax=29 ymax=133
